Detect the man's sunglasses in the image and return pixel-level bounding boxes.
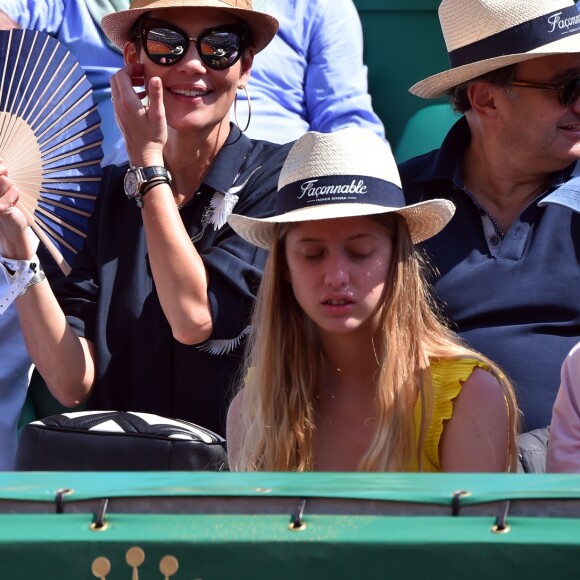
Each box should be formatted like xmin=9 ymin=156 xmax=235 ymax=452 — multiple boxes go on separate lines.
xmin=138 ymin=18 xmax=249 ymax=69
xmin=509 ymin=75 xmax=580 ymax=108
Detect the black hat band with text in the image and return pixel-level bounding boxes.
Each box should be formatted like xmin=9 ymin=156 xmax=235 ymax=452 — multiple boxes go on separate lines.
xmin=276 ymin=175 xmax=405 ymax=215
xmin=450 ymin=6 xmax=580 ymax=68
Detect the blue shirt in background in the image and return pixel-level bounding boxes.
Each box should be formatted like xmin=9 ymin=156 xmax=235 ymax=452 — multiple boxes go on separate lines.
xmin=239 ymin=0 xmax=386 ymax=144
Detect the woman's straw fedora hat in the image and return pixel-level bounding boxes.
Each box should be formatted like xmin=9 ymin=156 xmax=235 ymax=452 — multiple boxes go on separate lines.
xmin=411 ymin=0 xmax=580 ymax=99
xmin=228 ymin=128 xmax=455 ymax=249
xmin=102 ymin=0 xmax=279 ymax=54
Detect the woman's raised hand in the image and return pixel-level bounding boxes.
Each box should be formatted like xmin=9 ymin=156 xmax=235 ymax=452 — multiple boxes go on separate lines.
xmin=0 ymin=159 xmax=36 ymax=259
xmin=110 ymin=63 xmax=167 ymax=167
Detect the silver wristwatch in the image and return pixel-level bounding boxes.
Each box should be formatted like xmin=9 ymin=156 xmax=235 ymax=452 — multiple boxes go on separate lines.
xmin=124 ymin=166 xmax=172 ymax=207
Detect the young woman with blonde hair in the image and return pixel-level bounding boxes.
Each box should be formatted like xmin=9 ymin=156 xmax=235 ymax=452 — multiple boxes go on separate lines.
xmin=227 ymin=127 xmax=519 ymax=472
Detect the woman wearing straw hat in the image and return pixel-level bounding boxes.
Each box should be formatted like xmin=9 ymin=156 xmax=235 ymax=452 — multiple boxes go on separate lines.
xmin=0 ymin=0 xmax=292 ymax=435
xmin=399 ymin=0 xmax=580 ymax=449
xmin=226 ymin=128 xmax=519 ymax=472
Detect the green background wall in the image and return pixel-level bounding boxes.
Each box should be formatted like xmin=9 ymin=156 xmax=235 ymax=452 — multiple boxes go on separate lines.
xmin=354 ymin=0 xmax=451 ymax=153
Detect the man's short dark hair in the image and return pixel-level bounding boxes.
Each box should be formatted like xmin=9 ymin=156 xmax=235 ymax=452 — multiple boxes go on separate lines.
xmin=446 ymin=64 xmax=518 ymax=113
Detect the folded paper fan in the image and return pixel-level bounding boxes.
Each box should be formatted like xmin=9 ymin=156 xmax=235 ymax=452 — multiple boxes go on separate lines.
xmin=0 ymin=28 xmax=103 ymax=274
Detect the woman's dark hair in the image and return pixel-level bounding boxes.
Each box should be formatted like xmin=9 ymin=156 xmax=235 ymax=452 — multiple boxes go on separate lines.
xmin=446 ymin=64 xmax=518 ymax=113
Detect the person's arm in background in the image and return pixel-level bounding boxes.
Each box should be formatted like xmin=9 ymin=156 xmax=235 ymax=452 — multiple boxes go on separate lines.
xmin=0 ymin=1 xmax=62 ymax=34
xmin=0 ymin=9 xmax=17 ymax=27
xmin=304 ymin=0 xmax=386 ymax=140
xmin=546 ymin=344 xmax=580 ymax=472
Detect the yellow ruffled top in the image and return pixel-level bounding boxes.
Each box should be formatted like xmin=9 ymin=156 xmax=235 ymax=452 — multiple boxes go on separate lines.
xmin=410 ymin=358 xmax=490 ymax=472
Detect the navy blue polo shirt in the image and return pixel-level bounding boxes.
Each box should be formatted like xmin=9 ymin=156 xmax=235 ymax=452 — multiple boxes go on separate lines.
xmin=54 ymin=126 xmax=292 ymax=435
xmin=400 ymin=117 xmax=580 ymax=432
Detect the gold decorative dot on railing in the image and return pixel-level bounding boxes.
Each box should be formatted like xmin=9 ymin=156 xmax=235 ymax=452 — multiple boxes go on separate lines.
xmin=160 ymin=555 xmax=179 ymax=579
xmin=91 ymin=557 xmax=111 ymax=579
xmin=91 ymin=547 xmax=180 ymax=579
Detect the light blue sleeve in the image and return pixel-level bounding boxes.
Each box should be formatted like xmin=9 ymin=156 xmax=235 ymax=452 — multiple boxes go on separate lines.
xmin=304 ymin=0 xmax=386 ymax=140
xmin=0 ymin=0 xmax=64 ymax=34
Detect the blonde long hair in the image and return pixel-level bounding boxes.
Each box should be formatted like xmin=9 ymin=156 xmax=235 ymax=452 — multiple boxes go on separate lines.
xmin=234 ymin=215 xmax=519 ymax=472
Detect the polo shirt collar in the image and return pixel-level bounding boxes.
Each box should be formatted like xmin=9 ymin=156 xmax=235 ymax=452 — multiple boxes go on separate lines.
xmin=539 ymin=161 xmax=580 ymax=213
xmin=412 ymin=116 xmax=470 ymax=184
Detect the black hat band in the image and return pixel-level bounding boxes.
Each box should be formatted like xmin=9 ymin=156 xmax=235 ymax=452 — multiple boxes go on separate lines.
xmin=449 ymin=6 xmax=580 ymax=69
xmin=276 ymin=175 xmax=405 ymax=214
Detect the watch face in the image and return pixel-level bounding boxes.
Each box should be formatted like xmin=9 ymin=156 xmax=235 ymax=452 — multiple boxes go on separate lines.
xmin=124 ymin=170 xmax=140 ymax=199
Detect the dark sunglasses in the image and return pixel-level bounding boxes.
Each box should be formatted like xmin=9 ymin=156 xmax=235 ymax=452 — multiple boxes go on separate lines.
xmin=138 ymin=18 xmax=249 ymax=69
xmin=509 ymin=75 xmax=580 ymax=107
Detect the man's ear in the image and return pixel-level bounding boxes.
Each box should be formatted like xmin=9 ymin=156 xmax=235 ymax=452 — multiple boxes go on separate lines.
xmin=467 ymin=81 xmax=501 ymax=118
xmin=124 ymin=42 xmax=140 ymax=65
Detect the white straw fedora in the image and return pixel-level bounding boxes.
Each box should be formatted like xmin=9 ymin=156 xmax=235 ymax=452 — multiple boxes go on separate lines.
xmin=101 ymin=0 xmax=279 ymax=54
xmin=228 ymin=128 xmax=455 ymax=249
xmin=411 ymin=0 xmax=580 ymax=99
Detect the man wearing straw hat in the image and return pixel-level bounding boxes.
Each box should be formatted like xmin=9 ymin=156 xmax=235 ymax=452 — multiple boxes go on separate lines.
xmin=399 ymin=0 xmax=580 ymax=453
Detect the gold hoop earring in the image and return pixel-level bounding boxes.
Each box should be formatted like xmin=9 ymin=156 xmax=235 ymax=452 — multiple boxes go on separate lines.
xmin=234 ymin=85 xmax=252 ymax=133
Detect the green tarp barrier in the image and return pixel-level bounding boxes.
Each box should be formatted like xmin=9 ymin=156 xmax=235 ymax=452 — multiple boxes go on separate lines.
xmin=2 ymin=472 xmax=580 ymax=579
